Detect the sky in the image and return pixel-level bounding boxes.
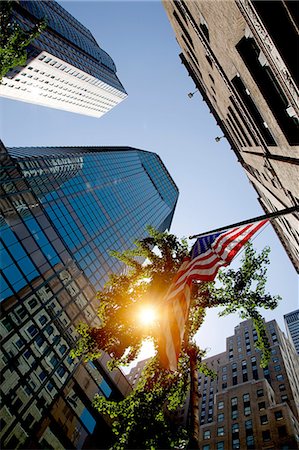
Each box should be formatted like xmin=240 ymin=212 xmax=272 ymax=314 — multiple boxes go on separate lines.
xmin=1 ymin=1 xmax=298 ymax=363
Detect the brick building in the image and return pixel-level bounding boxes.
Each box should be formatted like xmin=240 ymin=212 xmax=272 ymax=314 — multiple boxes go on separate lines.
xmin=163 ymin=0 xmax=299 ymax=272
xmin=186 ymin=319 xmax=299 ymax=450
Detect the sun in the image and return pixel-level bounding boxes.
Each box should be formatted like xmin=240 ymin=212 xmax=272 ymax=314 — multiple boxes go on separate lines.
xmin=138 ymin=306 xmax=157 ymax=326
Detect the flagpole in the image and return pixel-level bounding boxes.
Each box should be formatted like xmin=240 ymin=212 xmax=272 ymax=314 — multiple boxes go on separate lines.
xmin=189 ymin=205 xmax=299 ymax=240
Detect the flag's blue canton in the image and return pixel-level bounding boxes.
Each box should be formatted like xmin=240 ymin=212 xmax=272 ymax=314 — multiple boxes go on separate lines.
xmin=191 ymin=231 xmax=223 ymax=258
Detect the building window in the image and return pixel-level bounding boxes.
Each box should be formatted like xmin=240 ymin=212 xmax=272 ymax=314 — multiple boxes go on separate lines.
xmin=262 ymin=430 xmax=271 ymax=442
xmin=275 ymin=411 xmax=283 ymax=421
xmin=38 ymin=315 xmax=48 ymax=326
xmin=203 ymin=445 xmax=210 ymax=450
xmin=231 ymin=397 xmax=238 ymax=406
xmin=281 ymin=395 xmax=288 ymax=402
xmin=232 ymin=438 xmax=240 ymax=449
xmin=232 ymin=376 xmax=238 ymax=385
xmin=203 ymin=430 xmax=211 ymax=439
xmin=232 ymin=410 xmax=238 ymax=420
xmin=245 ymin=419 xmax=252 ymax=430
xmin=278 ymin=426 xmax=287 ymax=437
xmin=258 ymin=402 xmax=266 ymax=410
xmin=260 ymin=415 xmax=268 ymax=425
xmin=27 ymin=324 xmax=38 ymax=337
xmin=218 ymin=413 xmax=224 ymax=423
xmin=216 ymin=443 xmax=224 ymax=450
xmin=276 ymin=374 xmax=284 ymax=381
xmin=232 ymin=423 xmax=239 ymax=434
xmin=59 ymin=344 xmax=67 ymax=354
xmin=274 ymin=364 xmax=281 ymax=372
xmin=257 ymin=388 xmax=264 ymax=397
xmin=56 ymin=365 xmax=66 ymax=377
xmin=246 ymin=435 xmax=255 ymax=449
xmin=35 ymin=335 xmax=44 ymax=347
xmin=279 ymin=384 xmax=286 ymax=391
xmin=244 ymin=406 xmax=251 ymax=416
xmin=218 ymin=401 xmax=224 ymax=410
xmin=39 ymin=371 xmax=47 ymax=381
xmin=217 ymin=427 xmax=224 ymax=437
xmin=243 ymin=394 xmax=250 ymax=402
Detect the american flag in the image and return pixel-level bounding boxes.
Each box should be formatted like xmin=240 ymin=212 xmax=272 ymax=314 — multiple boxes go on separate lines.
xmin=159 ymin=220 xmax=268 ymax=371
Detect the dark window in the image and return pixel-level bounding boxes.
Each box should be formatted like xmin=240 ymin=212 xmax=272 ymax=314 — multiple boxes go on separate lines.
xmin=258 ymin=402 xmax=266 ymax=410
xmin=279 ymin=384 xmax=286 ymax=391
xmin=200 ymin=23 xmax=209 ymax=42
xmin=56 ymin=365 xmax=66 ymax=377
xmin=251 ymin=0 xmax=298 ymax=81
xmin=35 ymin=335 xmax=44 ymax=347
xmin=257 ymin=388 xmax=264 ymax=397
xmin=278 ymin=426 xmax=287 ymax=438
xmin=262 ymin=430 xmax=271 ymax=442
xmin=232 ymin=438 xmax=240 ymax=449
xmin=252 ymin=369 xmax=258 ymax=380
xmin=27 ymin=325 xmax=38 ymax=337
xmin=260 ymin=415 xmax=268 ymax=425
xmin=246 ymin=435 xmax=255 ymax=449
xmin=236 ymin=37 xmax=298 ymax=145
xmin=231 ymin=75 xmax=276 ymax=146
xmin=2 ymin=318 xmax=13 ymax=332
xmin=206 ymin=54 xmax=213 ymax=67
xmin=275 ymin=410 xmax=283 ymax=421
xmin=39 ymin=315 xmax=48 ymax=325
xmin=233 ymin=376 xmax=238 ymax=385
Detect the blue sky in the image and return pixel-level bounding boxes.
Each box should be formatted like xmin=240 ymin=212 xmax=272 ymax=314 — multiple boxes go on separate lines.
xmin=1 ymin=1 xmax=298 ymax=358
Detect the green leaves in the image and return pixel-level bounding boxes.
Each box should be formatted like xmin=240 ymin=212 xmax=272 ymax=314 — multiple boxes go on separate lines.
xmin=0 ymin=1 xmax=47 ymax=80
xmin=70 ymin=228 xmax=280 ymax=449
xmin=208 ymin=242 xmax=281 ymax=366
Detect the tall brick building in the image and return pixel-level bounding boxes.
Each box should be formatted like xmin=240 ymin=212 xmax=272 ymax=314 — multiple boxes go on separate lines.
xmin=163 ymin=0 xmax=299 ymax=272
xmin=177 ymin=319 xmax=299 ymax=450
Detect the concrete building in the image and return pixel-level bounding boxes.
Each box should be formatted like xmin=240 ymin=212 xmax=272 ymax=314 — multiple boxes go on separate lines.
xmin=182 ymin=319 xmax=299 ymax=450
xmin=127 ymin=358 xmax=149 ymax=389
xmin=163 ymin=0 xmax=299 ymax=272
xmin=284 ymin=310 xmax=299 ymax=355
xmin=0 ymin=142 xmax=178 ymax=449
xmin=0 ymin=0 xmax=127 ymax=117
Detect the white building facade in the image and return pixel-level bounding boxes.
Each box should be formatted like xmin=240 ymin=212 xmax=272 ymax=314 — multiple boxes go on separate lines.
xmin=0 ymin=0 xmax=127 ymax=117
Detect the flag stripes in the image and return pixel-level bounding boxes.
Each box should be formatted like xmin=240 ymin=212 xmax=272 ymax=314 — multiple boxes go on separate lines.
xmin=159 ymin=219 xmax=268 ymax=371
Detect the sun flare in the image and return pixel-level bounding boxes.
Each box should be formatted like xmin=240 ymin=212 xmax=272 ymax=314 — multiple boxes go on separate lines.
xmin=138 ymin=307 xmax=157 ymax=326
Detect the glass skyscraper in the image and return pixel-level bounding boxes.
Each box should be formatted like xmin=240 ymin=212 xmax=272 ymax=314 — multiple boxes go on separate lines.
xmin=0 ymin=0 xmax=127 ymax=117
xmin=0 ymin=142 xmax=178 ymax=449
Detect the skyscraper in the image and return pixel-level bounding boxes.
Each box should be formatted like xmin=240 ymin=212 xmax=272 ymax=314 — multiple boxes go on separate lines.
xmin=284 ymin=310 xmax=299 ymax=355
xmin=0 ymin=0 xmax=127 ymax=117
xmin=0 ymin=142 xmax=178 ymax=449
xmin=163 ymin=0 xmax=299 ymax=272
xmin=176 ymin=318 xmax=299 ymax=449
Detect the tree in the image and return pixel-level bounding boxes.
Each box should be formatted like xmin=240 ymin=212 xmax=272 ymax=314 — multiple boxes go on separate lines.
xmin=71 ymin=227 xmax=281 ymax=449
xmin=0 ymin=1 xmax=46 ymax=81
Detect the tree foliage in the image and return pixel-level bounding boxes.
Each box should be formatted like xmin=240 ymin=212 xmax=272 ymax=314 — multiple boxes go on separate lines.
xmin=71 ymin=227 xmax=281 ymax=449
xmin=0 ymin=1 xmax=46 ymax=81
